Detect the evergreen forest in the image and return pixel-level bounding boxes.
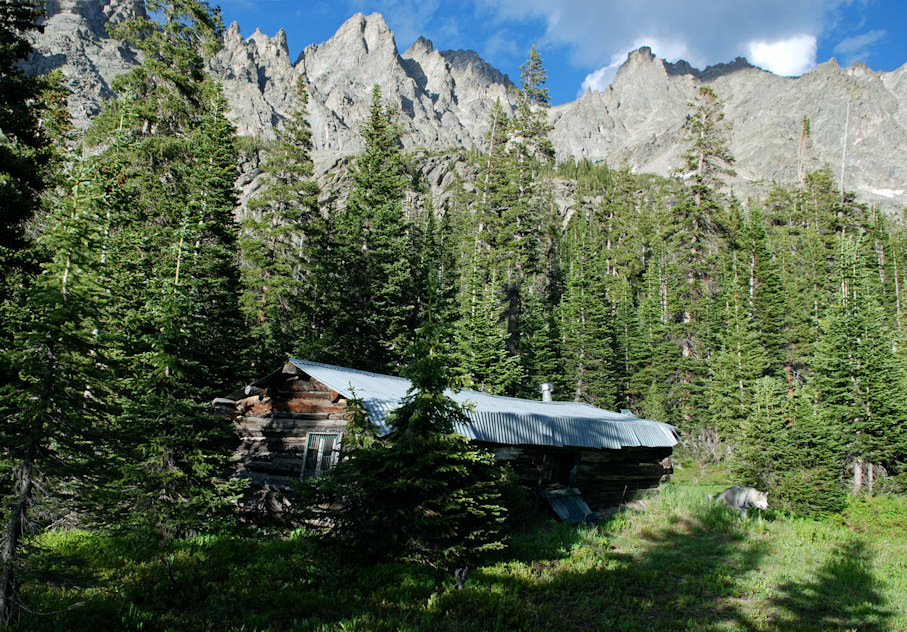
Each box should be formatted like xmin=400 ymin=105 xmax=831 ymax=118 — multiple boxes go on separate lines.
xmin=2 ymin=2 xmax=907 ymax=627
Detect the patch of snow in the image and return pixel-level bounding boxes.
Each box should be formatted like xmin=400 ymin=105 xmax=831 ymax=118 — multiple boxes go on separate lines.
xmin=869 ymin=188 xmax=905 ymax=199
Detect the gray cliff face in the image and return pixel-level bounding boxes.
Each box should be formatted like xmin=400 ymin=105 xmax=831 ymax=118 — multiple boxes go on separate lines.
xmin=26 ymin=2 xmax=907 ymax=211
xmin=551 ymin=47 xmax=907 ymax=210
xmin=25 ymin=1 xmax=145 ymax=123
xmin=207 ymin=12 xmax=516 ymax=156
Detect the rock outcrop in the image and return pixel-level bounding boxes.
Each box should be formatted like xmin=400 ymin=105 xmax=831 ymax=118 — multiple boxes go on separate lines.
xmin=208 ymin=12 xmax=517 ymax=157
xmin=25 ymin=2 xmax=907 ymax=211
xmin=26 ymin=1 xmax=145 ymax=124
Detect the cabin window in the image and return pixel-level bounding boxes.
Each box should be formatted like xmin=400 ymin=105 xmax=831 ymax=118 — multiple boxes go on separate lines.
xmin=301 ymin=433 xmax=341 ymax=479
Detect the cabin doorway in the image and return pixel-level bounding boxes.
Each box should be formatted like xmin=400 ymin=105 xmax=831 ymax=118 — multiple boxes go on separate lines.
xmin=551 ymin=453 xmax=579 ymax=487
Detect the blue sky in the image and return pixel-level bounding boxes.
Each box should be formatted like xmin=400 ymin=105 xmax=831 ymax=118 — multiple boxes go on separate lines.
xmin=217 ymin=0 xmax=907 ymax=105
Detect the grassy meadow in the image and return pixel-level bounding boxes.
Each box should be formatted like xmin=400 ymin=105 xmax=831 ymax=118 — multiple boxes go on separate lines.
xmin=13 ymin=474 xmax=907 ymax=632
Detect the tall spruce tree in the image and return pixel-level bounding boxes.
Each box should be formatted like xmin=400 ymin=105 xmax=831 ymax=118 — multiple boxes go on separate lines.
xmin=0 ymin=157 xmax=113 ymax=623
xmin=240 ymin=77 xmax=320 ymax=370
xmin=810 ymin=235 xmax=907 ymax=494
xmin=460 ymin=48 xmax=559 ymax=396
xmin=628 ymin=251 xmax=684 ymax=424
xmin=745 ymin=205 xmax=787 ymax=374
xmin=0 ymin=3 xmax=77 ymax=621
xmin=328 ymin=85 xmax=415 ymax=372
xmin=663 ymin=87 xmax=736 ymax=425
xmin=0 ymin=0 xmax=62 ymax=287
xmin=683 ymin=86 xmax=736 ymax=209
xmin=454 ymin=257 xmax=524 ymax=395
xmin=561 ymin=212 xmax=618 ymax=407
xmin=707 ymin=253 xmax=770 ymax=435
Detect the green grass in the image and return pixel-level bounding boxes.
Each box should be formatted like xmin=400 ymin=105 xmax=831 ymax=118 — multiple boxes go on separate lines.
xmin=13 ymin=483 xmax=906 ymax=631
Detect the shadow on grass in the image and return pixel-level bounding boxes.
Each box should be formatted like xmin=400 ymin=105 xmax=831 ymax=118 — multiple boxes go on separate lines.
xmin=431 ymin=508 xmax=896 ymax=632
xmin=428 ymin=504 xmax=772 ymax=631
xmin=766 ymin=539 xmax=892 ymax=632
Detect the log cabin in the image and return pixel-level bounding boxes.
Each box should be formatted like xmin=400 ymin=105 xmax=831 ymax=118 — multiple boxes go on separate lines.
xmin=214 ymin=360 xmax=680 ymax=519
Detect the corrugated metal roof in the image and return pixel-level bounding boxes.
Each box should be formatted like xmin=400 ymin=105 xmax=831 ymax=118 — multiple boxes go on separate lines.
xmin=288 ymin=360 xmax=680 ymax=450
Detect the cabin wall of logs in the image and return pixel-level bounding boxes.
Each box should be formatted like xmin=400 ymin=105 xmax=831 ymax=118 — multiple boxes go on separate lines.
xmin=215 ymin=372 xmax=674 ymax=515
xmin=214 ymin=373 xmax=350 ymax=512
xmin=485 ymin=444 xmax=674 ymax=510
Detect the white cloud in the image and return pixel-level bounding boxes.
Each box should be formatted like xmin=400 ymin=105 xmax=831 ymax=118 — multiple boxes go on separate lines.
xmin=581 ymin=64 xmax=617 ymax=94
xmin=833 ymin=29 xmax=886 ymax=65
xmin=747 ymin=34 xmax=817 ymax=76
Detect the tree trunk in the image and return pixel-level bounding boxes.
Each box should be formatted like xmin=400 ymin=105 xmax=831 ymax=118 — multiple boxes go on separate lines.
xmin=0 ymin=469 xmax=34 ymax=624
xmin=853 ymin=457 xmax=864 ymax=495
xmin=0 ymin=348 xmax=55 ymax=624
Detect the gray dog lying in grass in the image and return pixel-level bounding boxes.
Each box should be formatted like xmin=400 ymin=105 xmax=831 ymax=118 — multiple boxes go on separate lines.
xmin=714 ymin=486 xmax=769 ymax=519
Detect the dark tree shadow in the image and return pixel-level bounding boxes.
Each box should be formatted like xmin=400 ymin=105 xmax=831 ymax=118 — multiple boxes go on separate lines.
xmin=431 ymin=504 xmax=773 ymax=631
xmin=766 ymin=539 xmax=892 ymax=631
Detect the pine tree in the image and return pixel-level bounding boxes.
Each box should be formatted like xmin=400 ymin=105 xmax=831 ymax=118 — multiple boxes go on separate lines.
xmin=560 ymin=212 xmax=618 ymax=407
xmin=0 ymin=157 xmax=113 ymax=623
xmin=301 ymin=318 xmax=508 ymax=567
xmin=454 ymin=257 xmax=523 ymax=395
xmin=239 ymin=77 xmax=320 ymax=370
xmin=683 ymin=86 xmax=736 ymax=209
xmin=83 ymin=1 xmax=246 ymax=542
xmin=328 ymin=85 xmax=415 ymax=372
xmin=745 ymin=205 xmax=787 ymax=375
xmin=463 ymin=48 xmax=559 ymax=394
xmin=733 ymin=376 xmax=790 ymax=487
xmin=519 ymin=280 xmax=564 ymax=399
xmin=662 ymin=87 xmax=736 ymax=426
xmin=89 ymin=0 xmax=223 ymax=142
xmin=777 ymin=386 xmax=847 ymax=516
xmin=0 ymin=0 xmax=62 ymax=284
xmin=810 ymin=234 xmax=907 ymax=494
xmin=707 ymin=253 xmax=769 ymax=435
xmin=628 ymin=252 xmax=684 ymax=424
xmin=515 ymin=44 xmax=554 ymax=163
xmin=98 ymin=81 xmax=245 ymax=541
xmin=0 ymin=4 xmax=80 ymax=621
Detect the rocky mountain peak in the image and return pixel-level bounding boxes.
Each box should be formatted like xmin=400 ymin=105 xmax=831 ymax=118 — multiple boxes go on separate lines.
xmin=697 ymin=56 xmax=757 ymax=81
xmin=404 ymin=35 xmax=434 ymax=59
xmin=626 ymin=46 xmax=657 ymax=66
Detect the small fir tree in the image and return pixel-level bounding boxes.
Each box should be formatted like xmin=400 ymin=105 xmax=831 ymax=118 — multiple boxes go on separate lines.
xmin=301 ymin=320 xmax=508 ymax=567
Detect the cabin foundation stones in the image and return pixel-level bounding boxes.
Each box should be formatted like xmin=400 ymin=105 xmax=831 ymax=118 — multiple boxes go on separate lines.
xmin=214 ymin=360 xmax=679 ymax=521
